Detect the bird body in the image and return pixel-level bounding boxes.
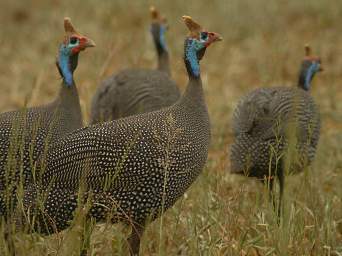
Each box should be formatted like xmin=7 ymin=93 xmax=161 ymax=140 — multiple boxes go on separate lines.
xmin=22 ymin=16 xmax=222 ymax=255
xmin=231 ymin=86 xmax=320 ymax=178
xmin=90 ymin=7 xmax=180 ymax=124
xmin=0 ymin=18 xmax=95 ymax=217
xmin=230 ymin=45 xmax=322 ymax=216
xmin=0 ymin=88 xmax=82 ymax=188
xmin=90 ymin=68 xmax=179 ymax=122
xmin=32 ymin=79 xmax=209 ymax=232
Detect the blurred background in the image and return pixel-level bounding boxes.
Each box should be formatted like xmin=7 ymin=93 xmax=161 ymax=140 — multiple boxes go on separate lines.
xmin=0 ymin=0 xmax=341 ymax=255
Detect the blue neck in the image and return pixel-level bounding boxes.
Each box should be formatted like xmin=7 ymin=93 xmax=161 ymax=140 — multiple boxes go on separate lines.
xmin=58 ymin=45 xmax=74 ymax=87
xmin=299 ymin=62 xmax=320 ymax=91
xmin=159 ymin=26 xmax=167 ymax=51
xmin=184 ymin=39 xmax=200 ymax=78
xmin=303 ymin=62 xmax=319 ymax=90
xmin=151 ymin=24 xmax=168 ymax=56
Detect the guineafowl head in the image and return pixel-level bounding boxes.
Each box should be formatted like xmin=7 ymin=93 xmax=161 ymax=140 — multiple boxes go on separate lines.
xmin=150 ymin=6 xmax=168 ymax=54
xmin=57 ymin=17 xmax=95 ymax=86
xmin=182 ymin=15 xmax=222 ymax=77
xmin=298 ymin=45 xmax=323 ymax=91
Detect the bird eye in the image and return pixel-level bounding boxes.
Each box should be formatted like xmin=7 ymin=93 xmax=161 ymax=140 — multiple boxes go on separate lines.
xmin=70 ymin=37 xmax=78 ymax=44
xmin=200 ymin=32 xmax=208 ymax=40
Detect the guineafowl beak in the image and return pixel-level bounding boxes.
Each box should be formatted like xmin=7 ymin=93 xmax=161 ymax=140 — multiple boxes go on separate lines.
xmin=76 ymin=36 xmax=96 ymax=52
xmin=205 ymin=32 xmax=223 ymax=47
xmin=69 ymin=36 xmax=96 ymax=54
xmin=211 ymin=32 xmax=223 ymax=42
xmin=84 ymin=38 xmax=96 ymax=48
xmin=318 ymin=64 xmax=324 ymax=72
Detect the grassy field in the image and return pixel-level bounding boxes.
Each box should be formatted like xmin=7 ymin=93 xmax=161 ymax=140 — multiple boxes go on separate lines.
xmin=0 ymin=0 xmax=341 ymax=255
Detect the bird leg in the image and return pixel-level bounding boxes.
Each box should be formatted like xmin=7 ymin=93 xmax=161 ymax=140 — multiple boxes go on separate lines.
xmin=262 ymin=175 xmax=276 ymax=209
xmin=262 ymin=175 xmax=283 ymax=224
xmin=277 ymin=170 xmax=285 ymax=223
xmin=4 ymin=221 xmax=15 ymax=256
xmin=265 ymin=176 xmax=275 ymax=204
xmin=127 ymin=222 xmax=145 ymax=256
xmin=80 ymin=218 xmax=94 ymax=256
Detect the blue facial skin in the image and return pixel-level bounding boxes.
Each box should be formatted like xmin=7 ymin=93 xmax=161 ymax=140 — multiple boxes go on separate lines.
xmin=185 ymin=32 xmax=208 ymax=78
xmin=58 ymin=38 xmax=80 ymax=87
xmin=304 ymin=62 xmax=321 ymax=90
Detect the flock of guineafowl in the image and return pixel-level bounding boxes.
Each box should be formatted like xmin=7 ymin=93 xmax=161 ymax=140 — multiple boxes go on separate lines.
xmin=0 ymin=6 xmax=322 ymax=256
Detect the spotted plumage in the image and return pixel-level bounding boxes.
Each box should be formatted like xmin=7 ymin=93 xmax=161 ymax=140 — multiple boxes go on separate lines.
xmin=0 ymin=18 xmax=95 ymax=217
xmin=230 ymin=45 xmax=322 ymax=215
xmin=231 ymin=87 xmax=320 ymax=177
xmin=22 ymin=16 xmax=222 ymax=255
xmin=90 ymin=7 xmax=180 ymax=124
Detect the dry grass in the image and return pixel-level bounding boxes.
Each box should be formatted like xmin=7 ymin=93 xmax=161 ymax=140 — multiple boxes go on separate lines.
xmin=0 ymin=0 xmax=341 ymax=255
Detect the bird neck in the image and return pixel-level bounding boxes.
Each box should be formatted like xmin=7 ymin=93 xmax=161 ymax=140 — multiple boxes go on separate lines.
xmin=53 ymin=47 xmax=82 ymax=126
xmin=53 ymin=80 xmax=83 ymax=128
xmin=298 ymin=63 xmax=319 ymax=91
xmin=180 ymin=39 xmax=205 ymax=107
xmin=58 ymin=80 xmax=80 ymax=104
xmin=184 ymin=39 xmax=201 ymax=79
xmin=181 ymin=76 xmax=204 ymax=105
xmin=152 ymin=26 xmax=170 ymax=75
xmin=157 ymin=50 xmax=171 ymax=75
xmin=57 ymin=45 xmax=79 ymax=88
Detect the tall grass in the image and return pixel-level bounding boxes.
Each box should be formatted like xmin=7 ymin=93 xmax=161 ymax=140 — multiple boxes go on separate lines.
xmin=0 ymin=0 xmax=341 ymax=255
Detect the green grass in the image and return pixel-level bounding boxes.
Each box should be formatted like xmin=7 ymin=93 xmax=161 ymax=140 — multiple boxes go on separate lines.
xmin=0 ymin=0 xmax=341 ymax=255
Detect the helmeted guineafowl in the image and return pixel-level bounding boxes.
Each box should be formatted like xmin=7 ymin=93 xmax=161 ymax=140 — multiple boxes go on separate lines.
xmin=22 ymin=16 xmax=222 ymax=255
xmin=230 ymin=45 xmax=322 ymax=216
xmin=0 ymin=18 xmax=95 ymax=218
xmin=89 ymin=6 xmax=180 ymax=124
